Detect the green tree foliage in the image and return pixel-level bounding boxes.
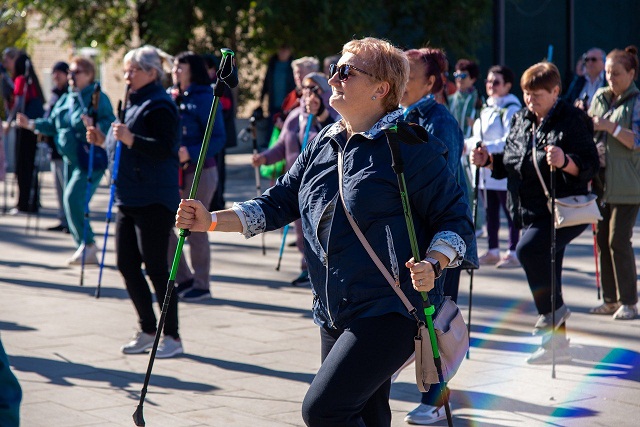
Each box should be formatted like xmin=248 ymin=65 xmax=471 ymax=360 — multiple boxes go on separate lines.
xmin=1 ymin=4 xmax=28 ymax=51
xmin=14 ymin=0 xmax=491 ymax=106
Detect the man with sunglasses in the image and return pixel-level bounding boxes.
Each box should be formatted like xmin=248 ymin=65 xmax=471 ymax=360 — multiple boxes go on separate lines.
xmin=565 ymin=47 xmax=607 ymax=110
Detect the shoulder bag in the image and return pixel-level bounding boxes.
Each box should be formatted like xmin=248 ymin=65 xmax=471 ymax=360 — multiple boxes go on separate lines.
xmin=532 ymin=143 xmax=602 ymax=228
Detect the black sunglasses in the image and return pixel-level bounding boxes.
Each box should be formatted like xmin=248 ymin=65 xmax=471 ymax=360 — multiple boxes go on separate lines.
xmin=329 ymin=63 xmax=374 ymax=81
xmin=583 ymin=57 xmax=600 ymax=62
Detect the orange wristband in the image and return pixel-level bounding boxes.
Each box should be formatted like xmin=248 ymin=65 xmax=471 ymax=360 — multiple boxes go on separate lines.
xmin=208 ymin=212 xmax=218 ymax=231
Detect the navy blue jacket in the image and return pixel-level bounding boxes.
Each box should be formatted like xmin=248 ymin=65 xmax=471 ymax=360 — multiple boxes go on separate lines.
xmin=105 ymin=82 xmax=180 ymax=212
xmin=244 ymin=111 xmax=474 ymax=329
xmin=178 ymin=83 xmax=226 ymax=168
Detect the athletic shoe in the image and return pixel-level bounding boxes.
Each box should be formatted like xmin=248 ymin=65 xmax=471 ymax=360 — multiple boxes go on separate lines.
xmin=404 ymin=403 xmax=449 ymax=425
xmin=66 ymin=243 xmax=99 ymax=265
xmin=478 ymin=251 xmax=500 ymax=265
xmin=47 ymin=223 xmax=69 ymax=233
xmin=613 ymin=304 xmax=638 ymax=320
xmin=495 ymin=253 xmax=521 ymax=269
xmin=526 ymin=340 xmax=572 ymax=365
xmin=180 ymin=288 xmax=211 ymax=302
xmin=291 ymin=270 xmax=311 ymax=286
xmin=589 ymin=302 xmax=620 ymax=315
xmin=175 ymin=278 xmax=194 ymax=297
xmin=532 ymin=304 xmax=571 ymax=336
xmin=156 ymin=336 xmax=184 ymax=359
xmin=121 ymin=331 xmax=155 ymax=354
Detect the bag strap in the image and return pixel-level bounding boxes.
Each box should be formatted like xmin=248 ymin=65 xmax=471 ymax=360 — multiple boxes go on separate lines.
xmin=531 ymin=141 xmax=551 ymax=199
xmin=336 ymin=149 xmax=417 ymax=314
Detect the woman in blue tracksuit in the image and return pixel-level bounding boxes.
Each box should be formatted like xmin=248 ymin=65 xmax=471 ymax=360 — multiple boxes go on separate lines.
xmin=169 ymin=51 xmax=226 ymax=302
xmin=177 ymin=37 xmax=474 ymax=426
xmin=17 ymin=56 xmax=114 ymax=265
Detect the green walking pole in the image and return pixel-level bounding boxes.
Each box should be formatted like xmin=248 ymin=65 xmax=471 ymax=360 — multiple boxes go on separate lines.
xmin=132 ymin=48 xmax=238 ymax=427
xmin=382 ymin=122 xmax=454 ymax=427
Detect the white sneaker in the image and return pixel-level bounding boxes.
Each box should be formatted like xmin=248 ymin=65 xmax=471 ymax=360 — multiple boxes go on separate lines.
xmin=67 ymin=243 xmax=99 ymax=265
xmin=404 ymin=403 xmax=449 ymax=425
xmin=526 ymin=341 xmax=572 ymax=365
xmin=121 ymin=331 xmax=155 ymax=354
xmin=156 ymin=336 xmax=184 ymax=359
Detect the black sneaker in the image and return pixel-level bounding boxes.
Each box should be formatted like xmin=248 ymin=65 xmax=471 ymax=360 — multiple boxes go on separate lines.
xmin=291 ymin=271 xmax=310 ymax=286
xmin=175 ymin=278 xmax=194 ymax=297
xmin=47 ymin=223 xmax=69 ymax=233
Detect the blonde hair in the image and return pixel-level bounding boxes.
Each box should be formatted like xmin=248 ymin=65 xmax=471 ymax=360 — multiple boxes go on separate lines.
xmin=342 ymin=37 xmax=409 ymax=111
xmin=292 ymin=56 xmax=320 ymax=73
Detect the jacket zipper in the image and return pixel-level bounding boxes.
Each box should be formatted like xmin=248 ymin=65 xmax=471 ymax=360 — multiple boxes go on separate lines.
xmin=385 ymin=225 xmax=400 ymax=286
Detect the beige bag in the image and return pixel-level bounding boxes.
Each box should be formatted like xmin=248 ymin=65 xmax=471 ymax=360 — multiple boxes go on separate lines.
xmin=414 ymin=298 xmax=469 ymax=391
xmin=532 ymin=143 xmax=602 ymax=228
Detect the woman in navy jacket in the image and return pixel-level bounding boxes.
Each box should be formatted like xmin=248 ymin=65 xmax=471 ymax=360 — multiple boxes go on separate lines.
xmin=177 ymin=37 xmax=474 ymax=426
xmin=169 ymin=51 xmax=226 ymax=302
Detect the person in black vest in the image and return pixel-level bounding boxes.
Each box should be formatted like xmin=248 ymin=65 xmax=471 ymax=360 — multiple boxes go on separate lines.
xmin=86 ymin=45 xmax=183 ymax=358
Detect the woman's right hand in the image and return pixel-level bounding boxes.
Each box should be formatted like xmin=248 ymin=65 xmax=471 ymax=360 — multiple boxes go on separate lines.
xmin=251 ymin=153 xmax=266 ymax=167
xmin=15 ymin=113 xmax=30 ymax=129
xmin=470 ymin=145 xmax=489 ymax=166
xmin=176 ymin=199 xmax=211 ymax=232
xmin=85 ymin=126 xmax=106 ymax=147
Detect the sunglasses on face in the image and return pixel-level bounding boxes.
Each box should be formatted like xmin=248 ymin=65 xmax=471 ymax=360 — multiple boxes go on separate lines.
xmin=485 ymin=79 xmax=502 ymax=86
xmin=453 ymin=71 xmax=468 ymax=80
xmin=583 ymin=57 xmax=600 ymax=62
xmin=329 ymin=63 xmax=374 ymax=81
xmin=302 ymin=84 xmax=320 ymax=94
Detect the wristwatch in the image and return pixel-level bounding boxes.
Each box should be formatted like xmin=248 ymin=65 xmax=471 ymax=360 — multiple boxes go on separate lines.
xmin=424 ymin=257 xmax=443 ymax=279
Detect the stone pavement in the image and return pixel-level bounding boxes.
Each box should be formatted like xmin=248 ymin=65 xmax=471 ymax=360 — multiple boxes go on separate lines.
xmin=1 ymin=142 xmax=639 ymax=426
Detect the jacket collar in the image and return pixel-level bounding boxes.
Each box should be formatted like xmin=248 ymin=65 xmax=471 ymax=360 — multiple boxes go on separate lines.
xmin=325 ymin=109 xmax=403 ymax=141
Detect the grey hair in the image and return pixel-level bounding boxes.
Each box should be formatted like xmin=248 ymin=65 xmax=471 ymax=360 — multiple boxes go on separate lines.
xmin=586 ymin=47 xmax=606 ymax=62
xmin=292 ymin=56 xmax=320 ymax=73
xmin=124 ymin=45 xmax=173 ymax=83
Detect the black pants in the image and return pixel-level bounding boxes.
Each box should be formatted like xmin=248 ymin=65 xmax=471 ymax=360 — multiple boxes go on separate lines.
xmin=209 ymin=148 xmax=226 ymax=211
xmin=14 ymin=128 xmax=39 ymax=212
xmin=516 ymin=217 xmax=587 ymax=314
xmin=597 ymin=203 xmax=640 ymax=305
xmin=302 ymin=313 xmax=416 ymax=427
xmin=116 ymin=204 xmax=179 ymax=338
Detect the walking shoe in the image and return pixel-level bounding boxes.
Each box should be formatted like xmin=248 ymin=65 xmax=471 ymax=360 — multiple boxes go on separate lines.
xmin=478 ymin=251 xmax=500 ymax=265
xmin=175 ymin=278 xmax=194 ymax=297
xmin=613 ymin=304 xmax=638 ymax=320
xmin=291 ymin=270 xmax=311 ymax=286
xmin=180 ymin=288 xmax=211 ymax=302
xmin=532 ymin=304 xmax=571 ymax=336
xmin=66 ymin=243 xmax=99 ymax=266
xmin=495 ymin=253 xmax=521 ymax=269
xmin=404 ymin=403 xmax=449 ymax=425
xmin=156 ymin=336 xmax=184 ymax=359
xmin=121 ymin=331 xmax=155 ymax=354
xmin=589 ymin=302 xmax=620 ymax=315
xmin=47 ymin=223 xmax=69 ymax=233
xmin=526 ymin=339 xmax=572 ymax=365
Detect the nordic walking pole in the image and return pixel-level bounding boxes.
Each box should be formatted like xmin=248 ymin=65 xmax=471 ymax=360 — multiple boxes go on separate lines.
xmin=132 ymin=48 xmax=238 ymax=427
xmin=382 ymin=123 xmax=454 ymax=427
xmin=592 ymin=223 xmax=601 ymax=299
xmin=467 ymin=140 xmax=483 ymax=359
xmin=275 ymin=113 xmax=314 ymax=270
xmin=250 ymin=116 xmax=266 ymax=255
xmin=80 ymin=83 xmax=101 ymax=287
xmin=549 ymin=136 xmax=558 ymax=379
xmin=96 ymin=87 xmax=130 ymax=298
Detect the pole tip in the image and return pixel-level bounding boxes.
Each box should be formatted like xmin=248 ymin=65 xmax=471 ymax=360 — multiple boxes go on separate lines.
xmin=132 ymin=406 xmax=145 ymax=426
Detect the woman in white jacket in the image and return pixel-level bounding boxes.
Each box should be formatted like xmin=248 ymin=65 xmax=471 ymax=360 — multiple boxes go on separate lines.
xmin=472 ymin=65 xmax=522 ymax=268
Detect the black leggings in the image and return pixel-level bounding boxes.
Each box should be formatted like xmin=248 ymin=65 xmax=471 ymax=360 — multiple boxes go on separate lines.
xmin=302 ymin=313 xmax=416 ymax=427
xmin=14 ymin=128 xmax=39 ymax=212
xmin=116 ymin=204 xmax=179 ymax=338
xmin=516 ymin=217 xmax=587 ymax=314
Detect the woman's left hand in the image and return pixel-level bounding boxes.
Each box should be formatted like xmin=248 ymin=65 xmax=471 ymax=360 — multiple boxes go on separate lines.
xmin=405 ymin=258 xmax=435 ymax=293
xmin=178 ymin=146 xmax=190 ymax=163
xmin=592 ymin=115 xmax=615 ymax=133
xmin=544 ymin=145 xmax=566 ymax=168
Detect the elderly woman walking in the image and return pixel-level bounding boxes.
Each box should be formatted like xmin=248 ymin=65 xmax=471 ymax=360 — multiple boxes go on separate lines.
xmin=177 ymin=37 xmax=474 ymax=426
